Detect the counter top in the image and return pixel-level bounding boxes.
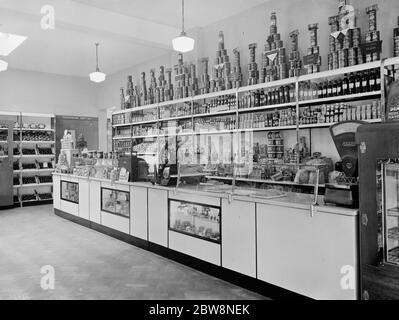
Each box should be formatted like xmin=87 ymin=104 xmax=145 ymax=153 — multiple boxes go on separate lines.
xmin=53 ymin=172 xmax=358 ymax=217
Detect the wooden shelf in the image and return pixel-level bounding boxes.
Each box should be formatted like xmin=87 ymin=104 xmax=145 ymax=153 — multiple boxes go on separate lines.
xmin=298 ymin=91 xmax=381 ymax=106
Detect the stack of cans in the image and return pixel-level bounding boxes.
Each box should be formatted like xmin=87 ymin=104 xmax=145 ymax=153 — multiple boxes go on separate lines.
xmin=140 ymin=72 xmax=148 ymax=105
xmin=365 ymin=4 xmax=381 ymax=63
xmin=148 ymin=69 xmax=157 ymax=104
xmin=211 ymin=31 xmax=232 ymax=92
xmin=394 ymin=16 xmax=399 ymax=57
xmin=157 ymin=66 xmax=166 ymax=103
xmin=305 ymin=23 xmax=322 ymax=74
xmin=231 ymin=48 xmax=243 ymax=88
xmin=164 ymin=68 xmax=174 ymax=102
xmin=288 ymin=30 xmax=301 ymax=77
xmin=173 ymin=53 xmax=198 ymax=99
xmin=327 ymin=2 xmax=362 ymax=70
xmin=199 ymin=58 xmax=211 ymax=95
xmin=247 ymin=43 xmax=259 ymax=85
xmin=260 ymin=12 xmax=288 ymax=83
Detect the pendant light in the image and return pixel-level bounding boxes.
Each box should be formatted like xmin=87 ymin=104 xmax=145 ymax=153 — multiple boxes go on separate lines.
xmin=89 ymin=43 xmax=106 ymax=83
xmin=172 ymin=0 xmax=194 ymax=53
xmin=0 ymin=59 xmax=7 ymax=72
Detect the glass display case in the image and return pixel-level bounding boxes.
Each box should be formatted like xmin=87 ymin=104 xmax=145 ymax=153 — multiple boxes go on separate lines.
xmin=60 ymin=180 xmax=79 ymax=203
xmin=101 ymin=188 xmax=130 ymax=218
xmin=169 ymin=199 xmax=221 ymax=243
xmin=378 ymin=160 xmax=399 ymax=265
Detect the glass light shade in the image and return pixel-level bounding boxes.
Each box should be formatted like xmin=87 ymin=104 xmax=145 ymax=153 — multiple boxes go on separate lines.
xmin=0 ymin=60 xmax=8 ymax=72
xmin=172 ymin=34 xmax=195 ymax=53
xmin=89 ymin=71 xmax=106 ymax=83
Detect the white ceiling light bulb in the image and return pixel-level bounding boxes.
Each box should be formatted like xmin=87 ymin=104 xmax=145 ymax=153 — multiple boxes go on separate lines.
xmin=172 ymin=0 xmax=195 ymax=53
xmin=0 ymin=59 xmax=8 ymax=72
xmin=89 ymin=43 xmax=106 ymax=83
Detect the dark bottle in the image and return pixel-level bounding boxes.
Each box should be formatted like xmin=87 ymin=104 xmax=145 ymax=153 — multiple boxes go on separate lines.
xmin=348 ymin=73 xmax=355 ymax=94
xmin=327 ymin=81 xmax=333 ymax=97
xmin=322 ymin=81 xmax=328 ymax=98
xmin=342 ymin=74 xmax=349 ymax=95
xmin=354 ymin=72 xmax=361 ymax=94
xmin=280 ymin=86 xmax=285 ymax=104
xmin=369 ymin=69 xmax=376 ymax=92
xmin=332 ymin=80 xmax=338 ymax=96
xmin=362 ymin=71 xmax=370 ymax=93
xmin=336 ymin=79 xmax=342 ymax=96
xmin=317 ymin=82 xmax=323 ymax=98
xmin=376 ymin=68 xmax=381 ymax=91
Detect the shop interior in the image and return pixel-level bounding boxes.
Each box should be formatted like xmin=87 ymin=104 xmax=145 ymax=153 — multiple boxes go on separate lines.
xmin=1 ymin=0 xmax=399 ymax=300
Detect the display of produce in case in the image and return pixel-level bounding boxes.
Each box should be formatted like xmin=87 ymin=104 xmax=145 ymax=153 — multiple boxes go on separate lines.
xmin=101 ymin=188 xmax=130 ymax=218
xmin=61 ymin=180 xmax=79 ymax=204
xmin=169 ymin=199 xmax=221 ymax=243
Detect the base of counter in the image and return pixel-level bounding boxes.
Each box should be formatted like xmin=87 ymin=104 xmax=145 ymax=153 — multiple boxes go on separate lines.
xmin=54 ymin=208 xmax=309 ymax=300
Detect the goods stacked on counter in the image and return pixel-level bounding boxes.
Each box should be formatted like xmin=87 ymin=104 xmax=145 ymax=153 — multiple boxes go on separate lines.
xmin=211 ymin=31 xmax=232 ymax=92
xmin=260 ymin=12 xmax=288 ymax=82
xmin=395 ymin=17 xmax=399 ymax=57
xmin=328 ymin=1 xmax=362 ymax=70
xmin=239 ymin=108 xmax=296 ymax=130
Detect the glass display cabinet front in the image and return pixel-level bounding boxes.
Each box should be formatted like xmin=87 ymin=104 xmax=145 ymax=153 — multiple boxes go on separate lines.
xmin=101 ymin=188 xmax=130 ymax=218
xmin=60 ymin=180 xmax=79 ymax=203
xmin=380 ymin=160 xmax=399 ymax=265
xmin=169 ymin=199 xmax=221 ymax=243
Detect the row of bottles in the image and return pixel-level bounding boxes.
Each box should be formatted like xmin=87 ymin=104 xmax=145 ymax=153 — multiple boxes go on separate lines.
xmin=194 ymin=116 xmax=237 ymax=132
xmin=299 ymin=69 xmax=381 ymax=101
xmin=193 ymin=95 xmax=237 ymax=115
xmin=239 ymin=108 xmax=296 ymax=129
xmin=239 ymin=85 xmax=296 ymax=109
xmin=299 ymin=100 xmax=381 ymax=124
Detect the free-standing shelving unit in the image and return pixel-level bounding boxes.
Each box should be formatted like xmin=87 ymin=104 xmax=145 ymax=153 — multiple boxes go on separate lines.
xmin=111 ymin=58 xmax=399 ymax=191
xmin=0 ymin=112 xmax=56 ymax=207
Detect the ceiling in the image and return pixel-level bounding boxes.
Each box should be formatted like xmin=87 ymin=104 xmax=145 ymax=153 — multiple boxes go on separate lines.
xmin=0 ymin=0 xmax=269 ymax=78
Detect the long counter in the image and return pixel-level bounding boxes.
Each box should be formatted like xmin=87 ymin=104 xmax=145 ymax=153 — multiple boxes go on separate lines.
xmin=53 ymin=172 xmax=359 ymax=300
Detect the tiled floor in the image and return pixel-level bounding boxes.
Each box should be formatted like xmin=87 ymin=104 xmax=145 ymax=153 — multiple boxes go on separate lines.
xmin=0 ymin=205 xmax=266 ymax=300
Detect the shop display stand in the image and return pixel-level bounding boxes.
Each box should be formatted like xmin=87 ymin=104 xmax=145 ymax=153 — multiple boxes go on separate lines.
xmin=5 ymin=113 xmax=56 ymax=207
xmin=112 ymin=58 xmax=399 ymax=191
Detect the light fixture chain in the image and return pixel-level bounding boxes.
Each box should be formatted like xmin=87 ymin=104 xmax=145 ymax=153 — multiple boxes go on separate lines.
xmin=95 ymin=43 xmax=99 ymax=71
xmin=182 ymin=0 xmax=185 ymax=33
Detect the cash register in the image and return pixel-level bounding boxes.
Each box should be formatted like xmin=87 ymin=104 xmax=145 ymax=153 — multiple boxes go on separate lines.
xmin=324 ymin=120 xmax=366 ymax=208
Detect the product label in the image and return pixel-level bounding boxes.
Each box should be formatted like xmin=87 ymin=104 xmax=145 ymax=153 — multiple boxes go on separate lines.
xmin=387 ymin=81 xmax=399 ymax=121
xmin=360 ymin=40 xmax=382 ymax=55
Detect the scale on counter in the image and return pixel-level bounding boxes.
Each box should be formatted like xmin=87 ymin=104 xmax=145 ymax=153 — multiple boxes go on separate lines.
xmin=324 ymin=120 xmax=367 ymax=208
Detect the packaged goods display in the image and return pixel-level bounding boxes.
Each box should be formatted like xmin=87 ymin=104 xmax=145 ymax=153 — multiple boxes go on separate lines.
xmin=266 ymin=131 xmax=284 ymax=160
xmin=21 ymin=194 xmax=37 ymax=202
xmin=174 ymin=54 xmax=199 ymax=99
xmin=394 ymin=16 xmax=399 ymax=57
xmin=304 ymin=23 xmax=322 ymax=74
xmin=299 ymin=100 xmax=381 ymax=124
xmin=328 ymin=2 xmax=363 ymax=70
xmin=260 ymin=12 xmax=288 ymax=82
xmin=211 ymin=31 xmax=232 ymax=92
xmin=22 ymin=176 xmax=36 ymax=185
xmin=193 ymin=95 xmax=236 ymax=115
xmin=248 ymin=43 xmax=259 ymax=85
xmin=239 ymin=85 xmax=296 ymax=109
xmin=101 ymin=188 xmax=130 ymax=217
xmin=364 ymin=4 xmax=382 ymax=63
xmin=194 ymin=115 xmax=236 ymax=132
xmin=169 ymin=200 xmax=221 ymax=243
xmin=239 ymin=108 xmax=296 ymax=129
xmin=113 ymin=139 xmax=132 ymax=154
xmin=37 ymin=176 xmax=52 ymax=184
xmin=289 ymin=30 xmax=302 ymax=77
xmin=298 ymin=69 xmax=381 ymax=101
xmin=21 ymin=131 xmax=53 ymax=141
xmin=160 ymin=102 xmax=191 ymax=119
xmin=199 ymin=58 xmax=211 ymax=94
xmin=231 ymin=48 xmax=243 ymax=88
